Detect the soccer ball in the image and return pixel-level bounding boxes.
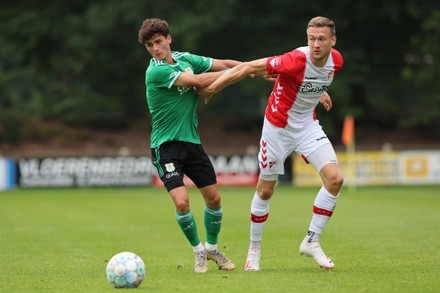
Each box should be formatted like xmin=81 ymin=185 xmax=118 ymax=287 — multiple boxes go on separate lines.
xmin=106 ymin=252 xmax=146 ymax=288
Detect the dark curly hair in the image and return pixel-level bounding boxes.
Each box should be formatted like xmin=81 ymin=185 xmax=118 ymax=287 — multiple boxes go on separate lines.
xmin=138 ymin=18 xmax=169 ymax=45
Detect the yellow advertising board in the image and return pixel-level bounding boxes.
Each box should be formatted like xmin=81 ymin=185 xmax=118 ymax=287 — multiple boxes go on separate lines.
xmin=399 ymin=151 xmax=440 ymax=184
xmin=293 ymin=151 xmax=401 ymax=186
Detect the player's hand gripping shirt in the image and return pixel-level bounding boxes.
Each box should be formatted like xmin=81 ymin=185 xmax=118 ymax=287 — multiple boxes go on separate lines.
xmin=145 ymin=51 xmax=212 ymax=148
xmin=265 ymin=46 xmax=343 ymax=130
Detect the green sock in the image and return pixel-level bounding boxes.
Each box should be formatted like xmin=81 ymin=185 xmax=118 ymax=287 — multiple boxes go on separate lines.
xmin=204 ymin=205 xmax=223 ymax=246
xmin=176 ymin=211 xmax=200 ymax=246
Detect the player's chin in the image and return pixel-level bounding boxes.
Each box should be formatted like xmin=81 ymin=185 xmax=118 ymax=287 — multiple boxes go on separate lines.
xmin=313 ymin=53 xmax=323 ymax=59
xmin=154 ymin=53 xmax=164 ymax=59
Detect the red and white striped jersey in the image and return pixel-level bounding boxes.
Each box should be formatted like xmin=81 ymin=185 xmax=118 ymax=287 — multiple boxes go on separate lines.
xmin=265 ymin=46 xmax=343 ymax=130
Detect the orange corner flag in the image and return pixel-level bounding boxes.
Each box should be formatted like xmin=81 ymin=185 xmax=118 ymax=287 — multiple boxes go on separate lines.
xmin=342 ymin=115 xmax=355 ymax=146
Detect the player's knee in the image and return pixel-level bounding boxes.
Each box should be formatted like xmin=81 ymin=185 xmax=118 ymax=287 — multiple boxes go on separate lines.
xmin=328 ymin=171 xmax=344 ymax=191
xmin=335 ymin=174 xmax=344 ymax=189
xmin=203 ymin=192 xmax=221 ymax=209
xmin=199 ymin=184 xmax=220 ymax=202
xmin=258 ymin=185 xmax=274 ymax=200
xmin=209 ymin=193 xmax=221 ymax=205
xmin=174 ymin=199 xmax=190 ymax=214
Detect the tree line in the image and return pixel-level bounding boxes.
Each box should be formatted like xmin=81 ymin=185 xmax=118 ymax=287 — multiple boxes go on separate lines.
xmin=1 ymin=0 xmax=439 ymax=144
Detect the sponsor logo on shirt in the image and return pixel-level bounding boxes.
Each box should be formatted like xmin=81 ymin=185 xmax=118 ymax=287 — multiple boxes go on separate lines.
xmin=175 ymin=67 xmax=194 ymax=95
xmin=177 ymin=86 xmax=191 ymax=95
xmin=298 ymin=83 xmax=328 ymax=94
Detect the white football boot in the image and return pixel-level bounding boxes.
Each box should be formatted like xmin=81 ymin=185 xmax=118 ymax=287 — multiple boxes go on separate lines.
xmin=299 ymin=236 xmax=334 ymax=269
xmin=244 ymin=248 xmax=261 ymax=271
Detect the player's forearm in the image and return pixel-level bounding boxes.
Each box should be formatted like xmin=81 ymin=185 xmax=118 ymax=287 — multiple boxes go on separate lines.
xmin=196 ymin=71 xmax=225 ymax=87
xmin=211 ymin=59 xmax=242 ymax=71
xmin=221 ymin=59 xmax=242 ymax=69
xmin=207 ymin=63 xmax=252 ymax=94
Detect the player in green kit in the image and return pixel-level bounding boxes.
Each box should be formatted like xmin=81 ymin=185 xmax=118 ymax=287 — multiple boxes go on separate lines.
xmin=138 ymin=18 xmax=240 ymax=273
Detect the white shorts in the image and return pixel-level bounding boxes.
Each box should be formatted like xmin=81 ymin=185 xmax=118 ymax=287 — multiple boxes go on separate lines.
xmin=258 ymin=117 xmax=338 ymax=180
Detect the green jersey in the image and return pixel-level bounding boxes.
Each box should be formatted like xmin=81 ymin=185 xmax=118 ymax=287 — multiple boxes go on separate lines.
xmin=145 ymin=51 xmax=213 ymax=148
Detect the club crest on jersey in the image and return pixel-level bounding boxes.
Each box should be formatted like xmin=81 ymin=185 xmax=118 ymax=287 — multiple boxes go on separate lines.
xmin=165 ymin=163 xmax=175 ymax=172
xmin=269 ymin=57 xmax=281 ymax=69
xmin=269 ymin=161 xmax=276 ymax=169
xmin=328 ymin=71 xmax=334 ymax=79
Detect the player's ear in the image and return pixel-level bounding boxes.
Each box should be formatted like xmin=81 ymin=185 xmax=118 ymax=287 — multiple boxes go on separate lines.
xmin=167 ymin=35 xmax=172 ymax=44
xmin=331 ymin=35 xmax=336 ymax=47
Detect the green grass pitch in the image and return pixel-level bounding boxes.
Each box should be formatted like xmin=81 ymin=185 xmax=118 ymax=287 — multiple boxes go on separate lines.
xmin=1 ymin=185 xmax=439 ymax=293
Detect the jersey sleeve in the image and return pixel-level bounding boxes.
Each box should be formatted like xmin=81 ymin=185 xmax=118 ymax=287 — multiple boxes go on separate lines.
xmin=185 ymin=53 xmax=213 ymax=74
xmin=266 ymin=49 xmax=306 ymax=77
xmin=147 ymin=64 xmax=181 ymax=89
xmin=330 ymin=49 xmax=344 ymax=74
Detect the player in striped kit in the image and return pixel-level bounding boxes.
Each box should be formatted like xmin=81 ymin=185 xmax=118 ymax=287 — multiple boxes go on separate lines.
xmin=200 ymin=16 xmax=344 ymax=271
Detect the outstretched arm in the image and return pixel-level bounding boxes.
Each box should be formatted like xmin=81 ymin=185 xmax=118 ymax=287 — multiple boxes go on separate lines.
xmin=210 ymin=59 xmax=242 ymax=71
xmin=173 ymin=71 xmax=224 ymax=88
xmin=172 ymin=59 xmax=242 ymax=89
xmin=200 ymin=58 xmax=269 ymax=103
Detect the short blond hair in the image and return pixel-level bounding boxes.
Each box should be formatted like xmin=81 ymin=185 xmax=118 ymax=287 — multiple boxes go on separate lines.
xmin=307 ymin=16 xmax=336 ymax=36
